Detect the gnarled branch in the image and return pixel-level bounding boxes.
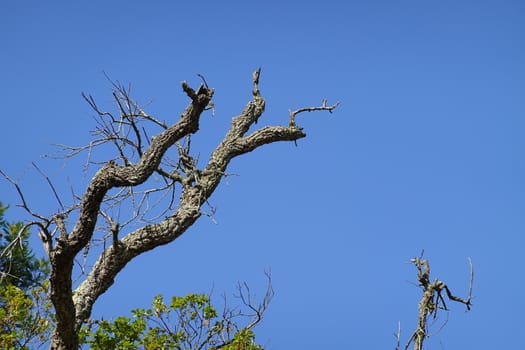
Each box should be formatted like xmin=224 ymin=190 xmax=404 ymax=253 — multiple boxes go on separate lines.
xmin=4 ymin=69 xmax=338 ymax=349
xmin=398 ymin=255 xmax=474 ymax=350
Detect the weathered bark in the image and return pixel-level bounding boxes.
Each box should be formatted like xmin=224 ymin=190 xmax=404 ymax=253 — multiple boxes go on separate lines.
xmin=399 ymin=257 xmax=473 ymax=350
xmin=49 ymin=83 xmax=213 ymax=350
xmin=41 ymin=70 xmax=338 ymax=349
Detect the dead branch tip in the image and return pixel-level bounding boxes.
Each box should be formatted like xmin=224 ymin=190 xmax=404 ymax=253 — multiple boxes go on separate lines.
xmin=289 ymin=99 xmax=340 ymax=126
xmin=182 ymin=81 xmax=197 ymax=100
xmin=252 ymin=68 xmax=262 ymax=97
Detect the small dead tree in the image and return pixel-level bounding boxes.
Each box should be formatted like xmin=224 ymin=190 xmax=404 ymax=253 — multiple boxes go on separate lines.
xmin=396 ymin=255 xmax=474 ymax=350
xmin=2 ymin=69 xmax=338 ymax=349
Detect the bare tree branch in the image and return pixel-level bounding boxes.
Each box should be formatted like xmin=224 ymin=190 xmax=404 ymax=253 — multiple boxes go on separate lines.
xmin=3 ymin=69 xmax=338 ymax=349
xmin=32 ymin=162 xmax=65 ymax=212
xmin=401 ymin=256 xmax=474 ymax=350
xmin=212 ymin=271 xmax=273 ymax=350
xmin=289 ymin=99 xmax=340 ymax=126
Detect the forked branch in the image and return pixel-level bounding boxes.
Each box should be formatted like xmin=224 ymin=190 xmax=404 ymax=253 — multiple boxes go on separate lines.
xmin=397 ymin=256 xmax=474 ymax=350
xmin=289 ymin=98 xmax=340 ymax=127
xmin=3 ymin=69 xmax=338 ymax=350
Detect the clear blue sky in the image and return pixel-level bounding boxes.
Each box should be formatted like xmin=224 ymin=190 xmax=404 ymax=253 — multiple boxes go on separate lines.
xmin=1 ymin=1 xmax=524 ymax=348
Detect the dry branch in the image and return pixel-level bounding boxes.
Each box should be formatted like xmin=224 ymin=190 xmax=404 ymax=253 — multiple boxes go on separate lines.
xmin=3 ymin=69 xmax=338 ymax=349
xmin=399 ymin=256 xmax=474 ymax=350
xmin=289 ymin=98 xmax=340 ymax=126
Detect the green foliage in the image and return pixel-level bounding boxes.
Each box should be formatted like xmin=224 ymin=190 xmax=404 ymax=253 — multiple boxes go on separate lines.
xmin=0 ymin=202 xmax=267 ymax=349
xmin=0 ymin=202 xmax=53 ymax=349
xmin=80 ymin=293 xmax=265 ymax=350
xmin=223 ymin=329 xmax=263 ymax=350
xmin=0 ymin=202 xmax=49 ymax=290
xmin=0 ymin=281 xmax=52 ymax=349
xmin=78 ymin=316 xmax=147 ymax=350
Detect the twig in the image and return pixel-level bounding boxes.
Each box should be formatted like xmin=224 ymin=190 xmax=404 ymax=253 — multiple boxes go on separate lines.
xmin=289 ymin=99 xmax=340 ymax=126
xmin=0 ymin=170 xmax=49 ymax=222
xmin=32 ymin=162 xmax=65 ymax=211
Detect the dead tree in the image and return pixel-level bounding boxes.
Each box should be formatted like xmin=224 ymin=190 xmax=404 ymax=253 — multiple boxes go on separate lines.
xmin=3 ymin=69 xmax=339 ymax=349
xmin=396 ymin=255 xmax=474 ymax=350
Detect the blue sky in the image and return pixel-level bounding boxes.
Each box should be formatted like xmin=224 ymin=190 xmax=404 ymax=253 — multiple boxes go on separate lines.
xmin=1 ymin=1 xmax=524 ymax=348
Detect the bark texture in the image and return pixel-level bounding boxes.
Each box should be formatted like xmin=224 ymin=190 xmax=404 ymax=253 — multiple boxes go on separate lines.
xmin=37 ymin=70 xmax=338 ymax=349
xmin=398 ymin=257 xmax=473 ymax=350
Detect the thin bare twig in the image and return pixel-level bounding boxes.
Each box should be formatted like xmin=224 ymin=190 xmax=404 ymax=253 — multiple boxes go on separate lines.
xmin=32 ymin=162 xmax=65 ymax=212
xmin=0 ymin=169 xmax=49 ymax=222
xmin=289 ymin=99 xmax=340 ymax=126
xmin=394 ymin=321 xmax=401 ymax=350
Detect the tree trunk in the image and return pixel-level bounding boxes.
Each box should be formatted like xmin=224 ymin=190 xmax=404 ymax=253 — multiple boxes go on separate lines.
xmin=49 ymin=253 xmax=78 ymax=349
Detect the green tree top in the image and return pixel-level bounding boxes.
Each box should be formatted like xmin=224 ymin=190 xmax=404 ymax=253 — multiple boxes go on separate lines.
xmin=0 ymin=202 xmax=48 ymax=290
xmin=0 ymin=202 xmax=52 ymax=349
